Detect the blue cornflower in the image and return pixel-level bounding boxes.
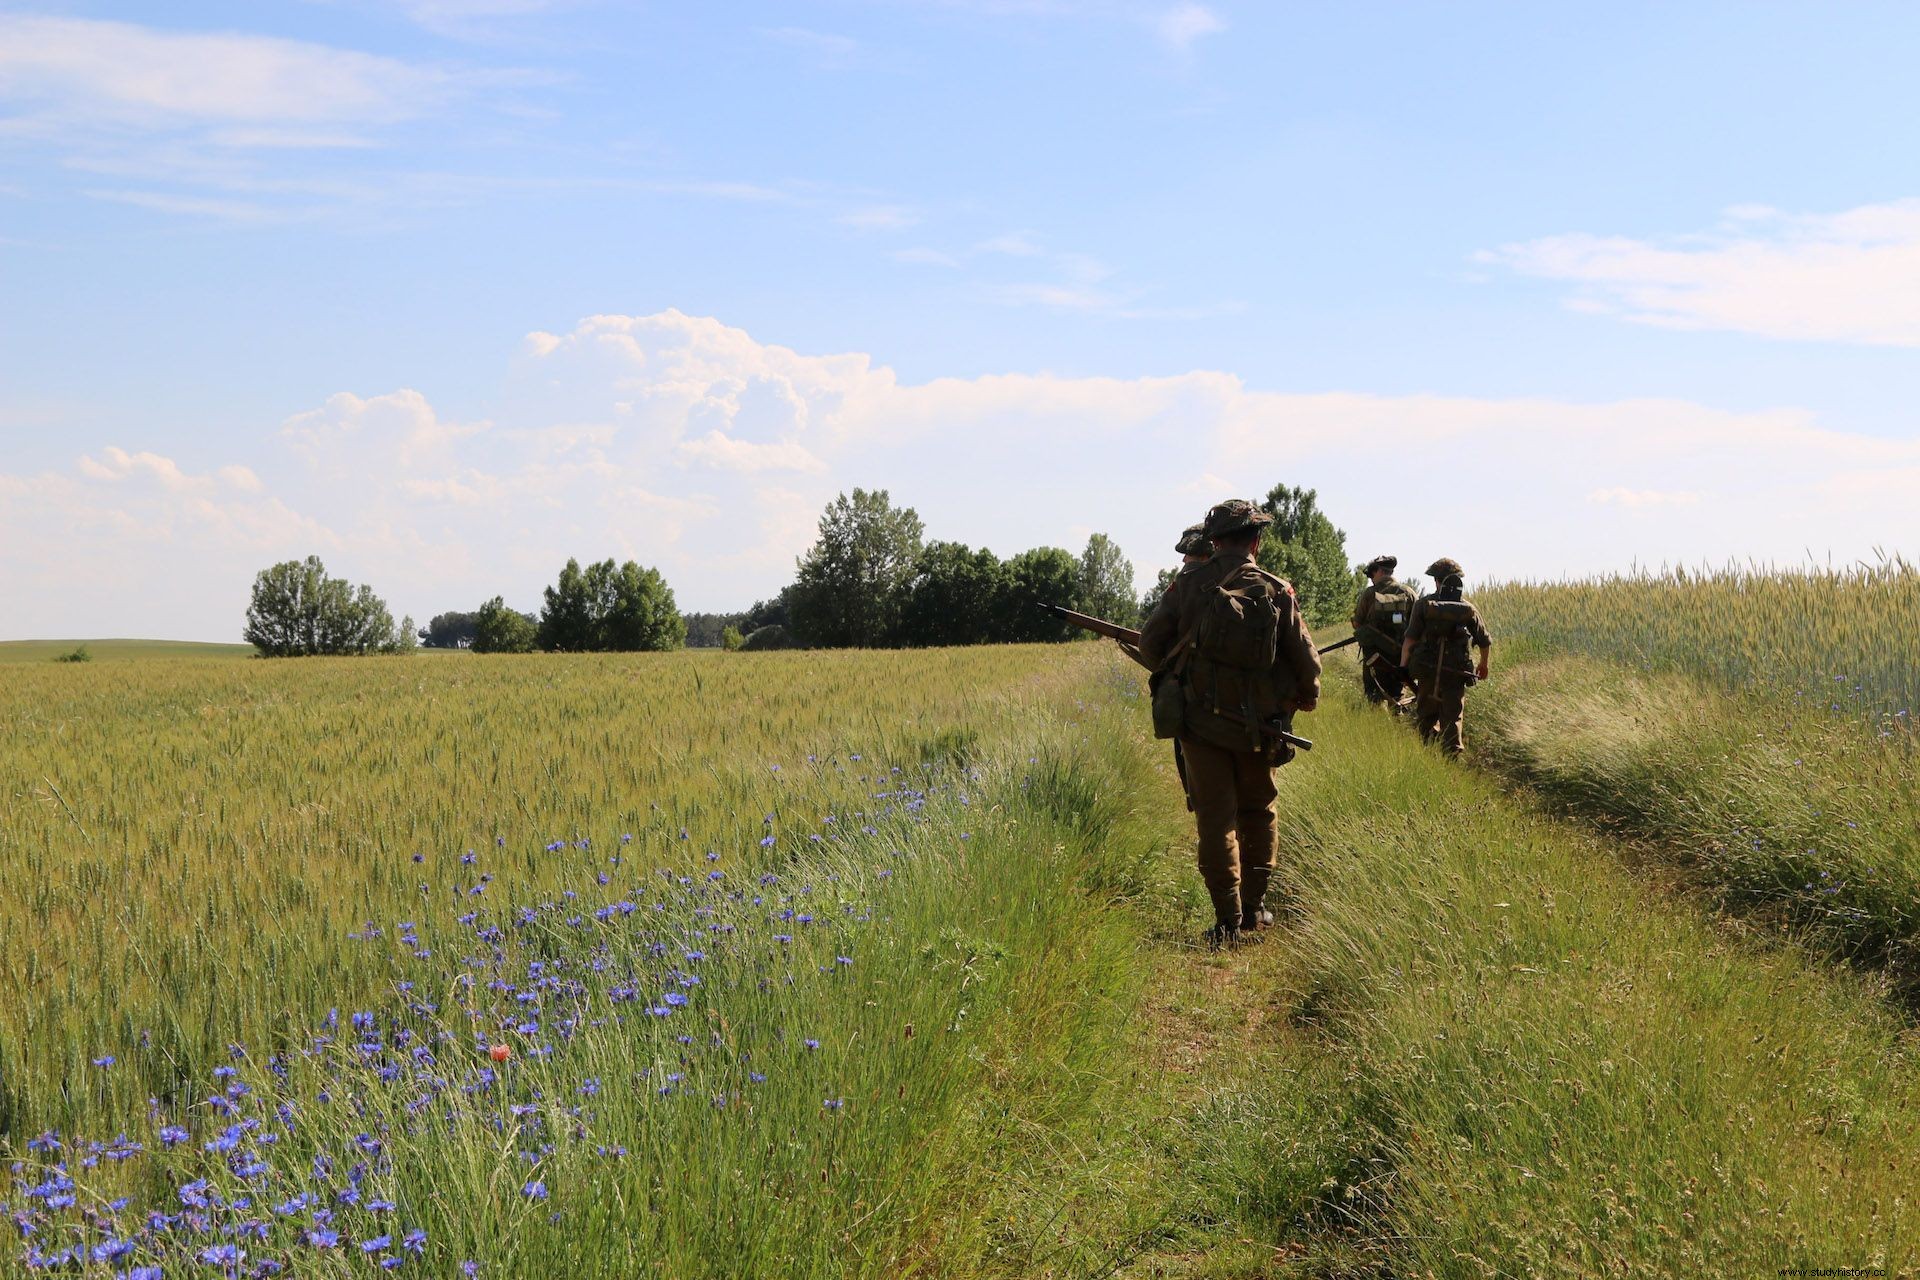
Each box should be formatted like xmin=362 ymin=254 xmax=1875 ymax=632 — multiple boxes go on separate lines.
xmin=198 ymin=1243 xmax=243 ymax=1266
xmin=823 ymin=1098 xmax=844 ymax=1109
xmin=403 ymin=1229 xmax=427 ymax=1253
xmin=158 ymin=1125 xmax=189 ymax=1146
xmin=663 ymin=992 xmax=688 ymax=1008
xmin=361 ymin=1234 xmax=393 ymax=1253
xmin=462 ymin=1263 xmax=481 ymax=1277
xmin=522 ymin=1182 xmax=548 ymax=1201
xmin=92 ymin=1055 xmax=116 ymax=1068
xmin=308 ymin=1228 xmax=341 ymax=1248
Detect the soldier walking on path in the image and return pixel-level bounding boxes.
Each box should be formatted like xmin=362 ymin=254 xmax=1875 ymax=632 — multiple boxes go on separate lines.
xmin=1401 ymin=558 xmax=1493 ymax=756
xmin=1350 ymin=554 xmax=1417 ymax=709
xmin=1138 ymin=500 xmax=1321 ymax=946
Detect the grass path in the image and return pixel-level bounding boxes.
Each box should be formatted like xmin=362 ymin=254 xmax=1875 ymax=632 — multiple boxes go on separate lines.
xmin=1009 ymin=653 xmax=1920 ymax=1277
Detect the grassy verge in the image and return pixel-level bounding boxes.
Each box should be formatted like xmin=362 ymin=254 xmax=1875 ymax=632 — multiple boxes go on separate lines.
xmin=985 ymin=659 xmax=1920 ymax=1276
xmin=1472 ymin=653 xmax=1920 ymax=993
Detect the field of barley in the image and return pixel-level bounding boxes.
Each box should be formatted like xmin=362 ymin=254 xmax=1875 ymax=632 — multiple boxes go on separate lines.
xmin=4 ymin=623 xmax=1918 ymax=1277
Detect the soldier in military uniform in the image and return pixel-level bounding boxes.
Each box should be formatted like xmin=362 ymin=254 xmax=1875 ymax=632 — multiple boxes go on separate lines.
xmin=1176 ymin=522 xmax=1212 ymax=569
xmin=1400 ymin=558 xmax=1492 ymax=756
xmin=1350 ymin=554 xmax=1417 ymax=708
xmin=1138 ymin=500 xmax=1321 ymax=945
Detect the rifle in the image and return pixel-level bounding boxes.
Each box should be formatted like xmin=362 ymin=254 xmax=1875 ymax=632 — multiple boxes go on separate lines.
xmin=1317 ymin=635 xmax=1358 ymax=655
xmin=1044 ymin=604 xmax=1313 ymax=751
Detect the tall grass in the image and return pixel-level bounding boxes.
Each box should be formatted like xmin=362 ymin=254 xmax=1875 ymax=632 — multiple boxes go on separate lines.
xmin=1478 ymin=560 xmax=1919 ymax=724
xmin=1472 ymin=567 xmax=1920 ymax=991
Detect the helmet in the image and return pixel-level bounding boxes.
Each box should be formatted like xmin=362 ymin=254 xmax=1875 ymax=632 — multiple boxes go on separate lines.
xmin=1425 ymin=557 xmax=1463 ymax=580
xmin=1364 ymin=555 xmax=1397 ymax=576
xmin=1175 ymin=524 xmax=1211 ymax=557
xmin=1203 ymin=499 xmax=1274 ymax=541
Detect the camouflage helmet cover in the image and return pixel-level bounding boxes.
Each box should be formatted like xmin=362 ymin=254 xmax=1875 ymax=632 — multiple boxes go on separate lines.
xmin=1203 ymin=499 xmax=1274 ymax=541
xmin=1175 ymin=523 xmax=1212 ymax=556
xmin=1364 ymin=554 xmax=1398 ymax=575
xmin=1425 ymin=557 xmax=1463 ymax=580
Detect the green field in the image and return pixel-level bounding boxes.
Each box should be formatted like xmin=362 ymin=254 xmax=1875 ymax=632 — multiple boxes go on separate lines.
xmin=0 ymin=639 xmax=257 ymax=663
xmin=2 ymin=631 xmax=1916 ymax=1276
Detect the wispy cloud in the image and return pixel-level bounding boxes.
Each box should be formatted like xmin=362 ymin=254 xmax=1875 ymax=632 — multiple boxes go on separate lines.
xmin=756 ymin=26 xmax=863 ymax=68
xmin=0 ymin=15 xmax=465 ymax=126
xmin=1487 ymin=200 xmax=1920 ymax=348
xmin=1153 ymin=3 xmax=1224 ymax=53
xmin=839 ymin=204 xmax=921 ymax=231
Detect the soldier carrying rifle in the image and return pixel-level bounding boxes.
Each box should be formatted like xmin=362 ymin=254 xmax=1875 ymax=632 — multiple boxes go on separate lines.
xmin=1136 ymin=500 xmax=1321 ymax=947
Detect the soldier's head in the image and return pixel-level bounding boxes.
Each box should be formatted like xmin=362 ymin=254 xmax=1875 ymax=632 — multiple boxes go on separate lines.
xmin=1436 ymin=572 xmax=1466 ymax=601
xmin=1425 ymin=557 xmax=1463 ymax=584
xmin=1364 ymin=554 xmax=1397 ymax=585
xmin=1175 ymin=523 xmax=1212 ymax=566
xmin=1203 ymin=499 xmax=1272 ymax=554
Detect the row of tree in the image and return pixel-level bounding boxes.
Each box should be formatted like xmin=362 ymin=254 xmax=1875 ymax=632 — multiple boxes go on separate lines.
xmin=245 ymin=556 xmax=684 ymax=657
xmin=247 ymin=483 xmax=1360 ymax=658
xmin=712 ymin=488 xmax=1141 ymax=651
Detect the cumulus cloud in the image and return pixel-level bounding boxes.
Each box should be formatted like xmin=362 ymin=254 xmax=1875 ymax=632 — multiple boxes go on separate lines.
xmin=6 ymin=309 xmax=1917 ymax=639
xmin=1488 ymin=200 xmax=1920 ymax=347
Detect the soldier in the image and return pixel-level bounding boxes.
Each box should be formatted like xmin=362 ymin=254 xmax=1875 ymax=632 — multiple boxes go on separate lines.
xmin=1176 ymin=522 xmax=1212 ymax=569
xmin=1139 ymin=500 xmax=1321 ymax=946
xmin=1350 ymin=554 xmax=1417 ymax=708
xmin=1400 ymin=558 xmax=1492 ymax=756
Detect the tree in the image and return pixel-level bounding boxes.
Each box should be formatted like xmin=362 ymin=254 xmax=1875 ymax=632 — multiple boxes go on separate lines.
xmin=603 ymin=560 xmax=686 ymax=651
xmin=1257 ymin=483 xmax=1364 ymax=629
xmin=685 ymin=612 xmax=748 ymax=648
xmin=243 ymin=556 xmax=409 ymax=657
xmin=899 ymin=542 xmax=1007 ymax=647
xmin=420 ymin=611 xmax=479 ymax=649
xmin=537 ymin=558 xmax=686 ymax=652
xmin=472 ymin=597 xmax=539 ymax=654
xmin=539 ymin=558 xmax=600 ymax=652
xmin=720 ymin=625 xmax=745 ymax=651
xmin=994 ymin=547 xmax=1080 ymax=642
xmin=1139 ymin=567 xmax=1179 ymax=619
xmin=1074 ymin=532 xmax=1138 ymax=628
xmin=787 ymin=489 xmax=925 ymax=648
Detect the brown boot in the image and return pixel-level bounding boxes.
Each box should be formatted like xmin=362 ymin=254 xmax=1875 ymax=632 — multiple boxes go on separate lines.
xmin=1240 ymin=867 xmax=1272 ymax=932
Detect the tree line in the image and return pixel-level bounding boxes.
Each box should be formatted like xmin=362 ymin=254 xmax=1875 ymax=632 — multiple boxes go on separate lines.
xmin=245 ymin=482 xmax=1360 ymax=657
xmin=244 ymin=556 xmax=684 ymax=657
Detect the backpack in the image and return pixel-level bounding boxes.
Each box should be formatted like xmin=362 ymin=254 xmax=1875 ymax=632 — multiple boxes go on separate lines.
xmin=1191 ymin=571 xmax=1283 ymax=672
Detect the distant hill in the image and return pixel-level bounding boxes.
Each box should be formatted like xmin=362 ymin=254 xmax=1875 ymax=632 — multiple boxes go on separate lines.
xmin=0 ymin=639 xmax=257 ymax=663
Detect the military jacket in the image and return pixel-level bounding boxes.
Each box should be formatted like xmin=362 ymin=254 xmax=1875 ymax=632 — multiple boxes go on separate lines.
xmin=1404 ymin=595 xmax=1492 ymax=676
xmin=1351 ymin=578 xmax=1417 ymax=658
xmin=1137 ymin=549 xmax=1321 ymax=753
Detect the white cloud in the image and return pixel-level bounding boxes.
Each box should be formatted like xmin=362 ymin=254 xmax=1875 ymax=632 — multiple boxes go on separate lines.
xmin=890 ymin=247 xmax=962 ymax=268
xmin=1490 ymin=199 xmax=1920 ymax=347
xmin=0 ymin=16 xmax=460 ymax=126
xmin=839 ymin=204 xmax=920 ymax=232
xmin=7 ymin=309 xmax=1918 ymax=639
xmin=1153 ymin=3 xmax=1224 ymax=52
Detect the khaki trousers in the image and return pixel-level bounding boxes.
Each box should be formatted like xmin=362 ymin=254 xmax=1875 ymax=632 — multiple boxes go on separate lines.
xmin=1414 ymin=673 xmax=1470 ymax=754
xmin=1178 ymin=735 xmax=1278 ymax=928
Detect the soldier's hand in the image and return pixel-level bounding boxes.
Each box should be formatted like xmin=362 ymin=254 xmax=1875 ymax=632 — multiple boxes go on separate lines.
xmin=1475 ymin=660 xmax=1490 ymax=681
xmin=1295 ymin=697 xmax=1317 ymax=713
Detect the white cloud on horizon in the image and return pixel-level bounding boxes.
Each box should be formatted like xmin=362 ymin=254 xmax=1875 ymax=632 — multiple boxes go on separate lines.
xmin=1153 ymin=3 xmax=1225 ymax=53
xmin=4 ymin=309 xmax=1916 ymax=640
xmin=1489 ymin=199 xmax=1920 ymax=347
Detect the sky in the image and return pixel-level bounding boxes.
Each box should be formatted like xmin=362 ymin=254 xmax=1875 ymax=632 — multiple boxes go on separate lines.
xmin=3 ymin=1 xmax=1919 ymax=641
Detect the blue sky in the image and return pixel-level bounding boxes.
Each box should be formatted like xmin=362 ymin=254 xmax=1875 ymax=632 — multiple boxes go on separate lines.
xmin=4 ymin=1 xmax=1919 ymax=639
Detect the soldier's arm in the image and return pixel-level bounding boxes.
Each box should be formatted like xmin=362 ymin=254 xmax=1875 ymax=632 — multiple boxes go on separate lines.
xmin=1350 ymin=588 xmax=1370 ymax=630
xmin=1136 ymin=584 xmax=1182 ymax=670
xmin=1470 ymin=607 xmax=1493 ymax=679
xmin=1278 ymin=596 xmax=1321 ymax=711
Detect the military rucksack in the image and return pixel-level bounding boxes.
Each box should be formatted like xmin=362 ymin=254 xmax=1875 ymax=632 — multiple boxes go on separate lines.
xmin=1191 ymin=570 xmax=1285 ymax=672
xmin=1368 ymin=582 xmax=1416 ymax=643
xmin=1415 ymin=598 xmax=1478 ymax=674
